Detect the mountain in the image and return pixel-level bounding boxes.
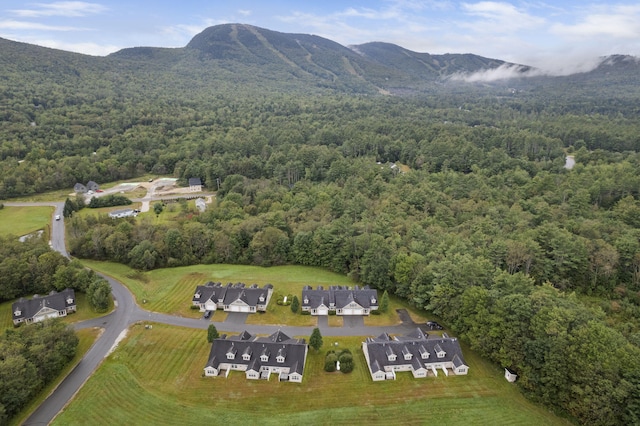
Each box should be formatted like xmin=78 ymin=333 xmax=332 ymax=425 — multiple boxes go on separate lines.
xmin=1 ymin=23 xmax=639 ymax=97
xmin=109 ymin=23 xmax=531 ymax=94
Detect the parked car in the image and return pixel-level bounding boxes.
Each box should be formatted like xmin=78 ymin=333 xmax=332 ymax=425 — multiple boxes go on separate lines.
xmin=426 ymin=321 xmax=443 ymax=330
xmin=203 ymin=310 xmax=212 ymax=319
xmin=55 ymin=214 xmax=61 ymax=221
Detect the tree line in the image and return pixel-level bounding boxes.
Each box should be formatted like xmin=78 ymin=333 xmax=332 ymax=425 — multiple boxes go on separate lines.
xmin=0 ymin=236 xmax=111 ymax=310
xmin=0 ymin=319 xmax=78 ymax=423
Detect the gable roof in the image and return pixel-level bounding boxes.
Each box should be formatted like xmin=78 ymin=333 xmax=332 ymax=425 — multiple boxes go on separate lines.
xmin=73 ymin=183 xmax=87 ymax=193
xmin=188 ymin=177 xmax=202 ymax=186
xmin=302 ymin=285 xmax=378 ymax=310
xmin=193 ymin=282 xmax=273 ymax=310
xmin=364 ymin=328 xmax=468 ymax=373
xmin=12 ymin=289 xmax=76 ymax=322
xmin=205 ymin=330 xmax=307 ymax=376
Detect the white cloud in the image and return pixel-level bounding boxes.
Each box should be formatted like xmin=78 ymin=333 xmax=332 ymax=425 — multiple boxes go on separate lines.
xmin=0 ymin=19 xmax=83 ymax=31
xmin=449 ymin=63 xmax=541 ymax=82
xmin=10 ymin=1 xmax=107 ymax=18
xmin=33 ymin=39 xmax=120 ymax=55
xmin=238 ymin=10 xmax=252 ymax=17
xmin=162 ymin=18 xmax=226 ymax=43
xmin=461 ymin=1 xmax=545 ymax=33
xmin=551 ymin=5 xmax=640 ymax=39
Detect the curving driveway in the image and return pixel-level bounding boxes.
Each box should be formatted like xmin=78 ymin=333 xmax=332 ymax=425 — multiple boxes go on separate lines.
xmin=6 ymin=201 xmax=420 ymax=425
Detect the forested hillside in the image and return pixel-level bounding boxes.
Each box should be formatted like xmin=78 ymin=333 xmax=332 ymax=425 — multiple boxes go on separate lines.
xmin=2 ymin=26 xmax=640 ymax=425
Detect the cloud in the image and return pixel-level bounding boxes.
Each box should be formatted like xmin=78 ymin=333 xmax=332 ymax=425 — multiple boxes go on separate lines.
xmin=461 ymin=1 xmax=545 ymax=33
xmin=32 ymin=39 xmax=120 ymax=56
xmin=238 ymin=10 xmax=252 ymax=17
xmin=449 ymin=63 xmax=542 ymax=82
xmin=0 ymin=19 xmax=83 ymax=31
xmin=10 ymin=1 xmax=107 ymax=18
xmin=550 ymin=5 xmax=640 ymax=39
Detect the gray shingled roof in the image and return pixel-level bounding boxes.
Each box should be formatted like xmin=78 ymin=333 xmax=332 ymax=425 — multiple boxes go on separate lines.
xmin=364 ymin=328 xmax=468 ymax=373
xmin=302 ymin=285 xmax=378 ymax=310
xmin=205 ymin=330 xmax=307 ymax=376
xmin=193 ymin=282 xmax=272 ymax=308
xmin=12 ymin=289 xmax=76 ymax=322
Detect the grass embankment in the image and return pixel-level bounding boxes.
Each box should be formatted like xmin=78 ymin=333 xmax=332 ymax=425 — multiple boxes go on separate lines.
xmin=0 ymin=205 xmax=53 ymax=237
xmin=53 ymin=323 xmax=570 ymax=425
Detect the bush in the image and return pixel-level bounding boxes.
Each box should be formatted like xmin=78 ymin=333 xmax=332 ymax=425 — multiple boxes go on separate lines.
xmin=301 ymin=310 xmax=311 ymax=315
xmin=338 ymin=352 xmax=354 ymax=373
xmin=324 ymin=353 xmax=338 ymax=372
xmin=88 ymin=194 xmax=132 ymax=208
xmin=190 ymin=305 xmax=200 ymax=310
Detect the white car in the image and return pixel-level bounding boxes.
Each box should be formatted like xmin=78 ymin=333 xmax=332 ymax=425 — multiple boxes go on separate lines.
xmin=55 ymin=215 xmax=61 ymax=221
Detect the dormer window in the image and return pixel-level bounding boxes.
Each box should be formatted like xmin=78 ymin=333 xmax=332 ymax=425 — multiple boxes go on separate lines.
xmin=261 ymin=354 xmax=269 ymax=362
xmin=67 ymin=297 xmax=74 ymax=304
xmin=194 ymin=292 xmax=201 ymax=299
xmin=277 ymin=348 xmax=286 ymax=363
xmin=259 ymin=295 xmax=265 ymax=302
xmin=303 ymin=297 xmax=309 ymax=304
xmin=402 ymin=346 xmax=412 ymax=360
xmin=434 ymin=344 xmax=446 ymax=358
xmin=226 ymin=345 xmax=237 ymax=360
xmin=386 ymin=346 xmax=396 ymax=362
xmin=14 ymin=309 xmax=21 ymax=317
xmin=243 ymin=353 xmax=251 ymax=361
xmin=277 ymin=355 xmax=285 ymax=363
xmin=419 ymin=346 xmax=429 ymax=359
xmin=371 ymin=297 xmax=376 ymax=304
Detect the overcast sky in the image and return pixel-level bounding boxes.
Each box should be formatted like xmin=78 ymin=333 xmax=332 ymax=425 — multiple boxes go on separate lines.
xmin=1 ymin=1 xmax=639 ymax=74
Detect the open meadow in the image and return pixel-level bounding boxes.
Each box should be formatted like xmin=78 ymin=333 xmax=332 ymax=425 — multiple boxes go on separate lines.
xmin=80 ymin=261 xmax=430 ymax=326
xmin=0 ymin=205 xmax=53 ymax=237
xmin=52 ymin=323 xmax=570 ymax=426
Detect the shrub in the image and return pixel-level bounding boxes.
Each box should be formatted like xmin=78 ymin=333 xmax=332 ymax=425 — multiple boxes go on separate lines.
xmin=324 ymin=353 xmax=338 ymax=372
xmin=339 ymin=352 xmax=354 ymax=373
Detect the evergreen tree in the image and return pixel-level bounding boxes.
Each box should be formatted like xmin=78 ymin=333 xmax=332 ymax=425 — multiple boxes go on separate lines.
xmin=290 ymin=295 xmax=299 ymax=313
xmin=309 ymin=327 xmax=323 ymax=352
xmin=380 ymin=290 xmax=390 ymax=313
xmin=207 ymin=324 xmax=219 ymax=343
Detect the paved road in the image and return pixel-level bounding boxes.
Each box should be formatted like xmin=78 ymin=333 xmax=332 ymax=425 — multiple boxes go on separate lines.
xmin=8 ymin=201 xmax=421 ymax=425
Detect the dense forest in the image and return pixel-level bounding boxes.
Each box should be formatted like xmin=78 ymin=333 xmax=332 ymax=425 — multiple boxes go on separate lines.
xmin=2 ymin=27 xmax=640 ymax=425
xmin=0 ymin=236 xmax=112 ymax=310
xmin=0 ymin=319 xmax=78 ymax=423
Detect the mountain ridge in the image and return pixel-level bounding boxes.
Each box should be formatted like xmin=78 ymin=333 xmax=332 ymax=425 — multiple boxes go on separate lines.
xmin=1 ymin=23 xmax=639 ymax=95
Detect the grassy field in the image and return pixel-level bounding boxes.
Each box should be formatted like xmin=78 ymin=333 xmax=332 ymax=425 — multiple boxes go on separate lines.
xmin=53 ymin=323 xmax=570 ymax=425
xmin=9 ymin=327 xmax=101 ymax=426
xmin=0 ymin=205 xmax=53 ymax=237
xmin=80 ymin=261 xmax=359 ymax=318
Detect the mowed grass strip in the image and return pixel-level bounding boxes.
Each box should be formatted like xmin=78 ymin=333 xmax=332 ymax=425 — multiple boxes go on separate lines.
xmin=0 ymin=206 xmax=53 ymax=236
xmin=54 ymin=324 xmax=570 ymax=426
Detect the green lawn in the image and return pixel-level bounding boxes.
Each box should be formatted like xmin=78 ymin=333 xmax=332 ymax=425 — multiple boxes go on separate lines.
xmin=0 ymin=205 xmax=53 ymax=237
xmin=53 ymin=323 xmax=571 ymax=425
xmin=80 ymin=261 xmax=358 ymax=319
